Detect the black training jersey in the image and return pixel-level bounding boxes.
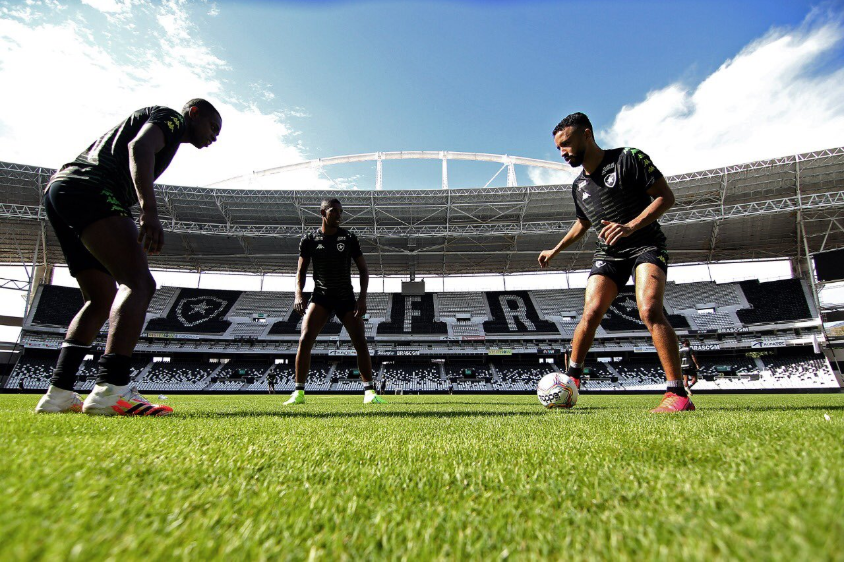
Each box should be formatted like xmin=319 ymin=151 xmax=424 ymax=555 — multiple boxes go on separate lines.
xmin=299 ymin=227 xmax=363 ymax=299
xmin=571 ymin=147 xmax=668 ymax=260
xmin=680 ymin=346 xmax=694 ymax=368
xmin=50 ymin=106 xmax=186 ymax=208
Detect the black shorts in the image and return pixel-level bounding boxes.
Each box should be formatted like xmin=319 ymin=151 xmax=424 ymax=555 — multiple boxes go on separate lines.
xmin=44 ymin=180 xmax=133 ymax=277
xmin=588 ymin=248 xmax=669 ymax=289
xmin=310 ymin=293 xmax=357 ymax=319
xmin=682 ymin=367 xmax=698 ymax=377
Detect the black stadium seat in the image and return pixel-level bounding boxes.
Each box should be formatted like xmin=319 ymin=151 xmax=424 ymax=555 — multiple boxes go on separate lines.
xmin=379 ymin=294 xmax=447 ymax=335
xmin=483 ymin=291 xmax=557 ymax=334
xmin=145 ymin=288 xmax=239 ymax=334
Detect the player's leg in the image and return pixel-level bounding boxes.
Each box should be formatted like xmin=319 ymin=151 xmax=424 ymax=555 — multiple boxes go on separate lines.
xmin=37 ymin=196 xmax=115 ymax=412
xmin=76 ymin=216 xmax=171 ymax=416
xmin=567 ymin=273 xmax=619 ymax=387
xmin=339 ymin=309 xmax=385 ymax=404
xmin=633 ymin=262 xmax=693 ymax=412
xmin=287 ymin=301 xmax=331 ymax=405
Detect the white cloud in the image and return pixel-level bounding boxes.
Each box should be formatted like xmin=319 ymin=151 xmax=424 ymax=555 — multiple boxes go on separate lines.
xmin=0 ymin=0 xmax=327 ymax=188
xmin=600 ymin=10 xmax=844 ymax=175
xmin=526 ymin=166 xmax=579 ymax=187
xmin=81 ymin=0 xmax=133 ymax=14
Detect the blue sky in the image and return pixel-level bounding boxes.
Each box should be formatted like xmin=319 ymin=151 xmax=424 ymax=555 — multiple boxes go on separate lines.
xmin=1 ymin=0 xmax=844 ymax=341
xmin=2 ymin=0 xmax=843 ymax=190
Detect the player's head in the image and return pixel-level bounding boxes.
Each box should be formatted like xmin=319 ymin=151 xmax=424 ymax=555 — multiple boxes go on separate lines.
xmin=552 ymin=112 xmax=595 ymax=168
xmin=183 ymin=98 xmax=222 ymax=149
xmin=682 ymin=339 xmax=690 ymax=347
xmin=321 ymin=198 xmax=343 ymax=227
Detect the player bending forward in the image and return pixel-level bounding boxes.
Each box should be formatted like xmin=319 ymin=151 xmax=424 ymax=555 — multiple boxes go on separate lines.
xmin=35 ymin=99 xmax=222 ymax=415
xmin=538 ymin=112 xmax=694 ymax=413
xmin=285 ymin=198 xmax=386 ymax=405
xmin=680 ymin=339 xmax=701 ymax=396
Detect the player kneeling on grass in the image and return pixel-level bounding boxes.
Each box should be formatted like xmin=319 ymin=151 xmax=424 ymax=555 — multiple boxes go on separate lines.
xmin=35 ymin=99 xmax=222 ymax=416
xmin=538 ymin=112 xmax=694 ymax=413
xmin=286 ymin=198 xmax=386 ymax=405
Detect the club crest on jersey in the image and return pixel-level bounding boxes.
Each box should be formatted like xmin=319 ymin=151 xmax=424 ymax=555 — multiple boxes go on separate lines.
xmin=604 ymin=172 xmax=617 ymax=188
xmin=337 ymin=243 xmax=345 ymax=252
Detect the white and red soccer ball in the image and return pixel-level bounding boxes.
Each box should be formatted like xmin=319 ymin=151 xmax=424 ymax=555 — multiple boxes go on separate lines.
xmin=537 ymin=372 xmax=579 ymax=409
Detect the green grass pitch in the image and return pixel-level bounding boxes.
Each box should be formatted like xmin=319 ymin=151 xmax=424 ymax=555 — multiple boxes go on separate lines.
xmin=2 ymin=393 xmax=843 ymax=560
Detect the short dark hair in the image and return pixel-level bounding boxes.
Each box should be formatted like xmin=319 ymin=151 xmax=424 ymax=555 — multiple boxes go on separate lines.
xmin=682 ymin=339 xmax=691 ymax=346
xmin=552 ymin=112 xmax=592 ymax=136
xmin=183 ymin=98 xmax=220 ymax=118
xmin=321 ymin=198 xmax=342 ymax=212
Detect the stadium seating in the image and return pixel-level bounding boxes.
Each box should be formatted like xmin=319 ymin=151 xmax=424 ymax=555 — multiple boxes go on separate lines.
xmin=664 ymin=281 xmax=746 ymax=310
xmin=494 ymin=362 xmax=554 ymax=391
xmin=147 ymin=286 xmax=181 ymax=317
xmin=737 ymin=279 xmax=812 ymax=324
xmin=379 ymin=294 xmax=447 ymax=335
xmin=30 ymin=285 xmax=83 ymax=326
xmin=6 ymin=353 xmax=56 ymax=390
xmin=228 ymin=291 xmax=294 ymax=318
xmin=531 ymin=289 xmax=585 ymax=318
xmin=145 ymin=288 xmax=239 ymax=333
xmin=435 ymin=292 xmax=489 ymax=319
xmin=483 ymin=291 xmax=557 ymax=334
xmin=138 ymin=361 xmax=216 ymax=392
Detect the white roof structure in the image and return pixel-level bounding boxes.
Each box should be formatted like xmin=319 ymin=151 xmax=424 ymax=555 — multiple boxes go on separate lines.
xmin=2 ymin=147 xmax=844 ymax=277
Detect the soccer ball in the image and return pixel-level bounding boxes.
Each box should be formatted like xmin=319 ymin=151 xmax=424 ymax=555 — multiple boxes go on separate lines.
xmin=537 ymin=372 xmax=578 ymax=409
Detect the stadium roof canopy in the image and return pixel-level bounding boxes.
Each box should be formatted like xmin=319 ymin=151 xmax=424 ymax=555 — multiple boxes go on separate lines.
xmin=2 ymin=147 xmax=844 ymax=277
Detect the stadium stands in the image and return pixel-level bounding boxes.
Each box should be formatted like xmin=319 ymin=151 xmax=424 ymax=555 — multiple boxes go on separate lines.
xmin=9 ymin=279 xmax=838 ymax=394
xmin=145 ymin=288 xmax=239 ymax=333
xmin=379 ymin=294 xmax=447 ymax=335
xmin=138 ymin=360 xmax=216 ymax=392
xmin=738 ymin=279 xmax=812 ymax=324
xmin=30 ymin=285 xmax=83 ymax=326
xmin=483 ymin=291 xmax=557 ymax=334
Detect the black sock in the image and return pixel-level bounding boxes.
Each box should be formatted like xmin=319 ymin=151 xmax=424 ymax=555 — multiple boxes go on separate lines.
xmin=363 ymin=381 xmax=373 ymax=392
xmin=668 ymin=380 xmax=687 ymax=397
xmin=295 ymin=383 xmax=305 ymax=391
xmin=50 ymin=339 xmax=90 ymax=391
xmin=566 ymin=365 xmax=583 ymax=382
xmin=95 ymin=353 xmax=132 ymax=387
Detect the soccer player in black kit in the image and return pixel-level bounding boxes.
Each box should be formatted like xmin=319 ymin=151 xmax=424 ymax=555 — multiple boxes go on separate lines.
xmin=285 ymin=198 xmax=386 ymax=405
xmin=538 ymin=112 xmax=694 ymax=412
xmin=35 ymin=100 xmax=222 ymax=415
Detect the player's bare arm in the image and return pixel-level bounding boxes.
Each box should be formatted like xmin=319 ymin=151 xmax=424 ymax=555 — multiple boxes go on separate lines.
xmin=354 ymin=254 xmax=369 ymax=317
xmin=294 ymin=256 xmax=309 ymax=315
xmin=599 ymin=177 xmax=675 ymax=246
xmin=538 ymin=217 xmax=591 ymax=268
xmin=128 ymin=123 xmax=167 ymax=255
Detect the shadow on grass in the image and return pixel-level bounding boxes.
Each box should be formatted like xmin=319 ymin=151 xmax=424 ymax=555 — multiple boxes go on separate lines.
xmin=180 ymin=408 xmax=597 ymax=419
xmin=699 ymin=404 xmax=844 ymax=413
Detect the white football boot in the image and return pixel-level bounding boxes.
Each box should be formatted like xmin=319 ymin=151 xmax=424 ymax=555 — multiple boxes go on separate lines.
xmin=35 ymin=385 xmax=84 ymax=414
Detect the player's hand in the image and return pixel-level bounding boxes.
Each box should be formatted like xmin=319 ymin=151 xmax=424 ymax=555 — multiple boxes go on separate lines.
xmin=294 ymin=294 xmax=306 ymax=315
xmin=599 ymin=221 xmax=634 ymax=246
xmin=354 ymin=297 xmax=367 ymax=318
xmin=538 ymin=249 xmax=557 ymax=269
xmin=138 ymin=210 xmax=164 ymax=255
